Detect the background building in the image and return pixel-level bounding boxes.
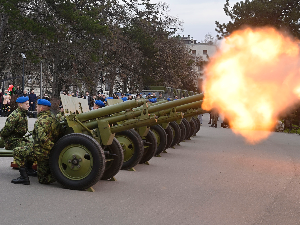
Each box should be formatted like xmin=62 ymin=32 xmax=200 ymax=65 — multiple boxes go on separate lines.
xmin=182 ymin=35 xmax=217 ymax=92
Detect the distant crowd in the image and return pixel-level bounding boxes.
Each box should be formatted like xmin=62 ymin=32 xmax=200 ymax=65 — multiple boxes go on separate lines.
xmin=0 ymin=85 xmax=179 ymax=117
xmin=60 ymin=91 xmax=172 ymax=110
xmin=0 ymin=85 xmax=50 ymax=117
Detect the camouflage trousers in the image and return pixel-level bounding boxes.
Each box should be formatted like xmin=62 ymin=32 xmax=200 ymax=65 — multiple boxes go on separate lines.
xmin=13 ymin=143 xmax=56 ymax=184
xmin=212 ymin=114 xmax=218 ymax=126
xmin=4 ymin=138 xmax=29 ymax=151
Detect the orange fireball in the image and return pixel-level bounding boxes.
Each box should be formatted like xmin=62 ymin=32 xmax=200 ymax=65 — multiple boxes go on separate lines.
xmin=202 ymin=27 xmax=300 ymax=144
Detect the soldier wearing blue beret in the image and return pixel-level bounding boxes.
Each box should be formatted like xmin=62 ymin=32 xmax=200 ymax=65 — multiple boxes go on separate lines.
xmin=149 ymin=98 xmax=157 ymax=103
xmin=12 ymin=98 xmax=62 ymax=185
xmin=0 ymin=96 xmax=38 ymax=176
xmin=93 ymin=100 xmax=105 ymax=109
xmin=0 ymin=96 xmax=30 ymax=150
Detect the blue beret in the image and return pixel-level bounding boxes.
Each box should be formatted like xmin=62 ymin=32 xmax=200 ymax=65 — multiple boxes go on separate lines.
xmin=107 ymin=97 xmax=113 ymax=99
xmin=149 ymin=98 xmax=157 ymax=103
xmin=122 ymin=97 xmax=127 ymax=101
xmin=16 ymin=96 xmax=29 ymax=103
xmin=95 ymin=100 xmax=105 ymax=107
xmin=148 ymin=93 xmax=151 ymax=95
xmin=37 ymin=99 xmax=51 ymax=107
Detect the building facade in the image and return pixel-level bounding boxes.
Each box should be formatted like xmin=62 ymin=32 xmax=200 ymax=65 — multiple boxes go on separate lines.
xmin=182 ymin=35 xmax=217 ymax=92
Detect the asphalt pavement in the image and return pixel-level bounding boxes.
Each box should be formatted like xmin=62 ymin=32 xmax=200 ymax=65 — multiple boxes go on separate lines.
xmin=0 ymin=114 xmax=299 ymax=225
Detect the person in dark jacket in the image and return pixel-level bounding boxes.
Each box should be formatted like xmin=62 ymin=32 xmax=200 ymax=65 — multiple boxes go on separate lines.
xmin=85 ymin=91 xmax=93 ymax=110
xmin=14 ymin=86 xmax=23 ymax=96
xmin=28 ymin=89 xmax=37 ymax=111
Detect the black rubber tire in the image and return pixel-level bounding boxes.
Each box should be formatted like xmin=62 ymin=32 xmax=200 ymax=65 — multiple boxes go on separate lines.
xmin=182 ymin=118 xmax=191 ymax=140
xmin=178 ymin=121 xmax=186 ymax=143
xmin=196 ymin=117 xmax=201 ymax=131
xmin=139 ymin=130 xmax=157 ymax=164
xmin=164 ymin=125 xmax=174 ymax=150
xmin=192 ymin=117 xmax=200 ymax=136
xmin=188 ymin=119 xmax=196 ymax=138
xmin=101 ymin=138 xmax=124 ymax=180
xmin=115 ymin=130 xmax=144 ymax=170
xmin=169 ymin=121 xmax=181 ymax=147
xmin=150 ymin=125 xmax=167 ymax=156
xmin=50 ymin=133 xmax=105 ymax=190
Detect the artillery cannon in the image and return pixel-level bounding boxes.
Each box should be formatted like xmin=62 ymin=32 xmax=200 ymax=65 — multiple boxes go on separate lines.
xmin=0 ymin=92 xmax=204 ymax=191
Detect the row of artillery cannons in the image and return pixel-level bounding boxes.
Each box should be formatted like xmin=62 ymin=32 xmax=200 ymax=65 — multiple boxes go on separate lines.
xmin=0 ymin=93 xmax=204 ymax=191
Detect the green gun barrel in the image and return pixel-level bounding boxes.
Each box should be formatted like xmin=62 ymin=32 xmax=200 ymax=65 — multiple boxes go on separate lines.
xmin=147 ymin=94 xmax=203 ymax=113
xmin=76 ymin=99 xmax=147 ymax=122
xmin=83 ymin=96 xmax=203 ymax=131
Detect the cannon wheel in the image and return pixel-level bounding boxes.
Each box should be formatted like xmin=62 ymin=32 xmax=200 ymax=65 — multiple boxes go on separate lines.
xmin=188 ymin=119 xmax=196 ymax=138
xmin=101 ymin=138 xmax=124 ymax=180
xmin=169 ymin=121 xmax=181 ymax=147
xmin=192 ymin=117 xmax=201 ymax=135
xmin=150 ymin=125 xmax=167 ymax=156
xmin=115 ymin=130 xmax=144 ymax=170
xmin=139 ymin=130 xmax=157 ymax=164
xmin=50 ymin=133 xmax=105 ymax=190
xmin=178 ymin=121 xmax=186 ymax=143
xmin=182 ymin=118 xmax=191 ymax=140
xmin=164 ymin=125 xmax=174 ymax=150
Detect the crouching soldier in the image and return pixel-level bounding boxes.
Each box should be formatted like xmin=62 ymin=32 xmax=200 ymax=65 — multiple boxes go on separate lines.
xmin=0 ymin=96 xmax=37 ymax=176
xmin=12 ymin=99 xmax=62 ymax=185
xmin=0 ymin=96 xmax=30 ymax=150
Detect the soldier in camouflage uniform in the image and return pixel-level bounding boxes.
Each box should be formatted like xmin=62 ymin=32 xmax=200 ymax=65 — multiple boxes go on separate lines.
xmin=56 ymin=104 xmax=65 ymax=122
xmin=210 ymin=108 xmax=219 ymax=128
xmin=0 ymin=96 xmax=38 ymax=176
xmin=0 ymin=96 xmax=30 ymax=150
xmin=12 ymin=99 xmax=62 ymax=185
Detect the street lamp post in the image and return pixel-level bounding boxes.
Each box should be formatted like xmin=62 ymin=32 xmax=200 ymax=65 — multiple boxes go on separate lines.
xmin=21 ymin=53 xmax=26 ymax=92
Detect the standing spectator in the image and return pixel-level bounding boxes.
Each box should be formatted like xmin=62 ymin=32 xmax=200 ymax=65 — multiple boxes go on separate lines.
xmin=28 ymin=89 xmax=37 ymax=111
xmin=43 ymin=93 xmax=50 ymax=101
xmin=2 ymin=90 xmax=11 ymax=116
xmin=84 ymin=91 xmax=93 ymax=109
xmin=102 ymin=94 xmax=106 ymax=102
xmin=97 ymin=93 xmax=103 ymax=101
xmin=14 ymin=86 xmax=22 ymax=96
xmin=22 ymin=90 xmax=28 ymax=97
xmin=158 ymin=93 xmax=164 ymax=99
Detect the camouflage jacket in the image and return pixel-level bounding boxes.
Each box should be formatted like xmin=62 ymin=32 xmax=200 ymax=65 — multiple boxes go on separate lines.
xmin=33 ymin=110 xmax=62 ymax=159
xmin=56 ymin=111 xmax=65 ymax=123
xmin=0 ymin=108 xmax=28 ymax=147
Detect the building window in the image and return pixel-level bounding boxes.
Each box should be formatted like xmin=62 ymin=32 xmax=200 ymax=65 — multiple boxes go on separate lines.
xmin=192 ymin=50 xmax=196 ymax=55
xmin=203 ymin=50 xmax=207 ymax=55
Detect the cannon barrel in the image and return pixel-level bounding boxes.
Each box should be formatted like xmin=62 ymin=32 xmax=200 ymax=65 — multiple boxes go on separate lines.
xmin=153 ymin=100 xmax=202 ymax=117
xmin=183 ymin=109 xmax=205 ymax=118
xmin=83 ymin=99 xmax=203 ymax=131
xmin=147 ymin=94 xmax=203 ymax=114
xmin=76 ymin=99 xmax=147 ymax=122
xmin=84 ymin=110 xmax=147 ymax=130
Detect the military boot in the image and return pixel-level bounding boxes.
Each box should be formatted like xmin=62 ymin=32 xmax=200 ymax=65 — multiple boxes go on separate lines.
xmin=11 ymin=168 xmax=30 ymax=185
xmin=25 ymin=161 xmax=37 ymax=177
